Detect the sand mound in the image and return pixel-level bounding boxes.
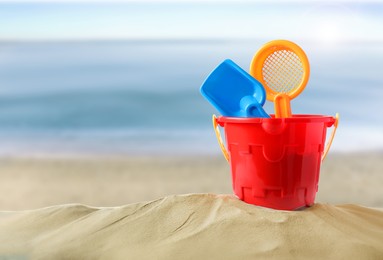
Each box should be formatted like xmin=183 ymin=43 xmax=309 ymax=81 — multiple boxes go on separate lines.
xmin=0 ymin=194 xmax=382 ymax=259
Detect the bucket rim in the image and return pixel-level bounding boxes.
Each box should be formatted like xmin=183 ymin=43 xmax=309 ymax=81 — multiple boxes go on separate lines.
xmin=217 ymin=114 xmax=335 ymax=124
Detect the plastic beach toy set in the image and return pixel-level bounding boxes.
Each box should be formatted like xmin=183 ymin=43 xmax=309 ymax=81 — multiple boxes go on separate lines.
xmin=200 ymin=40 xmax=339 ymax=211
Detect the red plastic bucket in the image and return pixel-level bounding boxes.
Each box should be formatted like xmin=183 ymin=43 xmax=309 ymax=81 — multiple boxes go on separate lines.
xmin=213 ymin=114 xmax=339 ymax=210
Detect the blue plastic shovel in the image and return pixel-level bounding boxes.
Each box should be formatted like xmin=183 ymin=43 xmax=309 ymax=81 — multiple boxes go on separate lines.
xmin=200 ymin=59 xmax=269 ymax=118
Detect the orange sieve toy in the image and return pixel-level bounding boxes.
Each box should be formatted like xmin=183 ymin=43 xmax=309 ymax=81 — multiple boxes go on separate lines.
xmin=250 ymin=40 xmax=310 ymax=118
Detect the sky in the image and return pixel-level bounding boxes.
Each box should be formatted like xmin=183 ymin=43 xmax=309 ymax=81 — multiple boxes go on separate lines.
xmin=0 ymin=0 xmax=382 ymax=45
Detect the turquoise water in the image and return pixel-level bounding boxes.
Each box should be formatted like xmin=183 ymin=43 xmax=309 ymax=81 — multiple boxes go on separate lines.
xmin=0 ymin=40 xmax=382 ymax=156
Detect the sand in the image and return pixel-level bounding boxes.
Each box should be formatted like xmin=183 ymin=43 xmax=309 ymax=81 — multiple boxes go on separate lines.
xmin=0 ymin=152 xmax=382 ymax=258
xmin=0 ymin=194 xmax=382 ymax=259
xmin=0 ymin=152 xmax=382 ymax=210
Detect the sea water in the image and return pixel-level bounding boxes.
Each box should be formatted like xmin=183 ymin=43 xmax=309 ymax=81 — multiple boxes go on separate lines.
xmin=0 ymin=40 xmax=382 ymax=156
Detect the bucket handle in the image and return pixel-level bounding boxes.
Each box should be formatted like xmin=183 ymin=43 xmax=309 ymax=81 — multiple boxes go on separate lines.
xmin=322 ymin=113 xmax=339 ymax=161
xmin=212 ymin=114 xmax=230 ymax=162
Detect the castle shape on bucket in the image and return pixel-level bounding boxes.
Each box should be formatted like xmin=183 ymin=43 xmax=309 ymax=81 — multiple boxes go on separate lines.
xmin=201 ymin=40 xmax=339 ymax=211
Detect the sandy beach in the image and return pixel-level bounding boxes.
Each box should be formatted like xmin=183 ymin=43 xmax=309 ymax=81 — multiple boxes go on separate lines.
xmin=0 ymin=152 xmax=382 ymax=210
xmin=0 ymin=194 xmax=382 ymax=259
xmin=0 ymin=152 xmax=383 ymax=259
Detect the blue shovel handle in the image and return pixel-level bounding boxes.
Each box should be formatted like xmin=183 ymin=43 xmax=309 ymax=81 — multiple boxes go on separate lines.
xmin=240 ymin=95 xmax=269 ymax=118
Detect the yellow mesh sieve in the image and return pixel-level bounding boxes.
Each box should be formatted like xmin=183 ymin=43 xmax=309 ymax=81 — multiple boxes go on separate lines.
xmin=262 ymin=50 xmax=304 ymax=94
xmin=250 ymin=40 xmax=310 ymax=117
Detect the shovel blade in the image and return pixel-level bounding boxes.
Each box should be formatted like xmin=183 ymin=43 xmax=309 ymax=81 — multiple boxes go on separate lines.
xmin=200 ymin=59 xmax=269 ymax=118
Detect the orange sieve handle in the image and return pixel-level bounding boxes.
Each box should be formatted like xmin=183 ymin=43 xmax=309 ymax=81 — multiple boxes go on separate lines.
xmin=212 ymin=115 xmax=230 ymax=163
xmin=274 ymin=93 xmax=292 ymax=118
xmin=322 ymin=113 xmax=339 ymax=162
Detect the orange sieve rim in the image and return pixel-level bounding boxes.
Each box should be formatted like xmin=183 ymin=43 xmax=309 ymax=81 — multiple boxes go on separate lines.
xmin=249 ymin=40 xmax=310 ymax=101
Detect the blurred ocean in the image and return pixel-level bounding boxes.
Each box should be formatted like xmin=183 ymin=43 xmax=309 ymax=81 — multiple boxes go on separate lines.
xmin=0 ymin=40 xmax=382 ymax=156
